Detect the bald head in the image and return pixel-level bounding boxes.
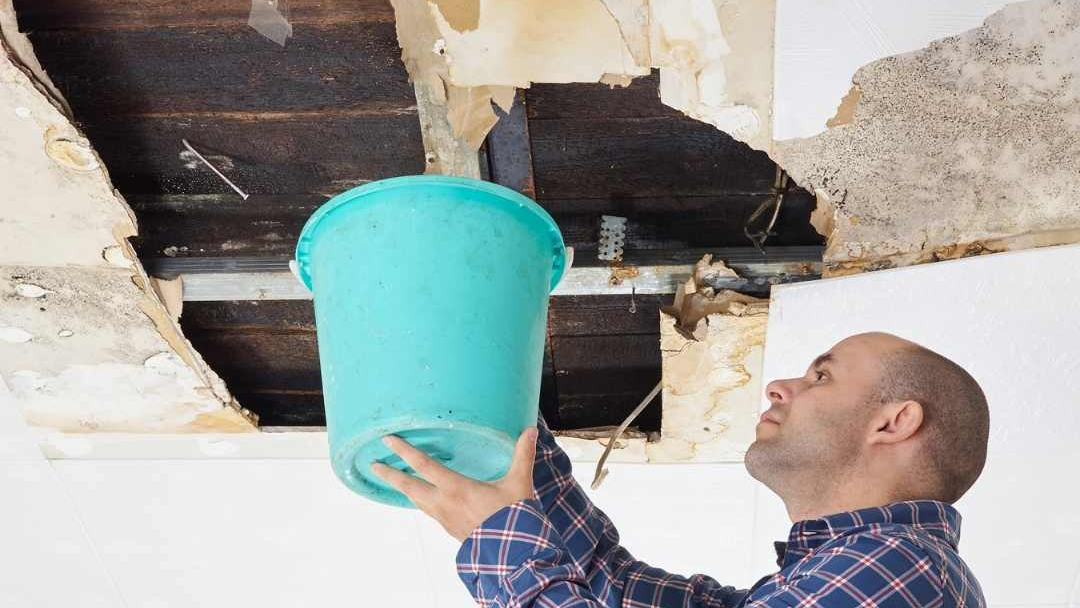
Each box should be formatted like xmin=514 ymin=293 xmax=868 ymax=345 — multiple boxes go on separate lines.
xmin=866 ymin=334 xmax=990 ymax=503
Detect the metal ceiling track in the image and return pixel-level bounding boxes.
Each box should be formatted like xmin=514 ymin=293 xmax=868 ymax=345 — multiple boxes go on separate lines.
xmin=144 ymin=246 xmax=824 ymax=302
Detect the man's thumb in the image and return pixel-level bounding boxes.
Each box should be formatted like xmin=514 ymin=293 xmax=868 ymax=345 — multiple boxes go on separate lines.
xmin=506 ymin=426 xmax=538 ymax=486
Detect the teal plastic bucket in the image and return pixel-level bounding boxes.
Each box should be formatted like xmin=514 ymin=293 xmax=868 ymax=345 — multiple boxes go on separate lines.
xmin=295 ymin=175 xmax=566 ymax=508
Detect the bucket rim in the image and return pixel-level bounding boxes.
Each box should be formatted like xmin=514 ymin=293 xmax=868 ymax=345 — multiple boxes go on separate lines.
xmin=294 ymin=175 xmax=567 ymax=293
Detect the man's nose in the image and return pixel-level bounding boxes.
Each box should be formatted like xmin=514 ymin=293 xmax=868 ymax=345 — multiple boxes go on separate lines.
xmin=765 ymin=378 xmax=799 ymax=405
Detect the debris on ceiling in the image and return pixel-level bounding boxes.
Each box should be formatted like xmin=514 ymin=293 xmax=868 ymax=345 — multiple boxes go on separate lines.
xmin=389 ymin=0 xmax=774 ymax=152
xmin=0 ymin=2 xmax=256 ymax=432
xmin=389 ymin=0 xmax=1080 ymax=276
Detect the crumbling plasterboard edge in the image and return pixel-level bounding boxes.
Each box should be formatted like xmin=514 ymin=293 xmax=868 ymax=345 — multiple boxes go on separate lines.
xmin=414 ymin=80 xmax=481 ymax=177
xmin=652 ymin=0 xmax=774 ymax=152
xmin=655 ymin=312 xmax=767 ymax=462
xmin=389 ymin=0 xmax=773 ymax=151
xmin=559 ymin=256 xmax=769 ymax=465
xmin=822 ymin=227 xmax=1080 ymax=278
xmin=0 ymin=1 xmax=71 ymax=115
xmin=0 ymin=36 xmax=255 ymax=432
xmin=390 ymin=0 xmax=650 ymax=152
xmin=393 ymin=0 xmax=773 ymax=151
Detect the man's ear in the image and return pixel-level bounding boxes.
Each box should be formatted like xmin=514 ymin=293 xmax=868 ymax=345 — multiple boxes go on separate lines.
xmin=869 ymin=400 xmax=923 ymax=445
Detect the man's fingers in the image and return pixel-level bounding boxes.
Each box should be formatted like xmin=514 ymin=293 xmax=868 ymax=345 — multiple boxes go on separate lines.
xmin=382 ymin=436 xmax=459 ymax=487
xmin=506 ymin=426 xmax=538 ymax=485
xmin=370 ymin=462 xmax=436 ymax=505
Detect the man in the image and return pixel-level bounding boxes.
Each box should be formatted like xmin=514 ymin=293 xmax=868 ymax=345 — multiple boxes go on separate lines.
xmin=374 ymin=331 xmax=990 ymax=608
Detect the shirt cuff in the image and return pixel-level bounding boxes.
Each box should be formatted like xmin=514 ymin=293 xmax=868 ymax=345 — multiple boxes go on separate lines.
xmin=456 ymin=498 xmax=574 ymax=602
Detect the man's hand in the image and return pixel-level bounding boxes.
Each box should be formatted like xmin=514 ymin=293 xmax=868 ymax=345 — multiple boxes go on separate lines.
xmin=371 ymin=427 xmax=539 ymax=542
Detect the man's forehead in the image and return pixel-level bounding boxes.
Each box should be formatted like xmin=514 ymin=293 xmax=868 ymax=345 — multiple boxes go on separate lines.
xmin=813 ymin=333 xmax=904 ymax=370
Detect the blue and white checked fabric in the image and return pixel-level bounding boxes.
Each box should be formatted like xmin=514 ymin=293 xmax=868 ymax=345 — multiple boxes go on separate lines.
xmin=456 ymin=417 xmax=985 ymax=608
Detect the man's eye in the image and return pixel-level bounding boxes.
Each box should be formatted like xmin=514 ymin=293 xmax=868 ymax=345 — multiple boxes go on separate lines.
xmin=814 ymin=371 xmax=827 ymax=382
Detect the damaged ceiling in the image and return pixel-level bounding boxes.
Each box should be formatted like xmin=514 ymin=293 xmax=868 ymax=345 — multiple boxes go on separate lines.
xmin=777 ymin=0 xmax=1080 ymax=274
xmin=0 ymin=3 xmax=254 ymax=432
xmin=2 ymin=0 xmax=1077 ymax=460
xmin=8 ymin=0 xmax=822 ymax=434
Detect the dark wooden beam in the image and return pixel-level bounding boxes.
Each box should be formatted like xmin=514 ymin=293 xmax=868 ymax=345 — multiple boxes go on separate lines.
xmin=27 ymin=23 xmax=412 ymax=117
xmin=13 ymin=0 xmax=395 ymax=30
xmin=529 ymin=116 xmax=777 ymax=199
xmin=526 ymin=72 xmax=679 ymax=121
xmin=487 ymin=90 xmax=536 ymax=198
xmin=550 ymin=334 xmax=662 ymax=432
xmin=78 ymin=113 xmax=424 ymax=196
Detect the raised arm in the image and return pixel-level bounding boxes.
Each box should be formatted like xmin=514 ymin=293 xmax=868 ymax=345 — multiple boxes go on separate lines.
xmin=454 ymin=416 xmax=748 ymax=607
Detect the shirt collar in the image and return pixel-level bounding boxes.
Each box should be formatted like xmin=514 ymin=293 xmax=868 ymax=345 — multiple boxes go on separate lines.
xmin=775 ymin=500 xmax=962 ymax=568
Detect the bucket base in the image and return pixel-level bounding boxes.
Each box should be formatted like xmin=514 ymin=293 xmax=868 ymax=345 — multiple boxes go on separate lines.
xmin=333 ymin=417 xmax=517 ymax=508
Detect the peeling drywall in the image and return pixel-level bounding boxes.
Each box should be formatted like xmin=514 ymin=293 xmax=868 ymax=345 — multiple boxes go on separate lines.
xmin=652 ymin=0 xmax=774 ymax=150
xmin=776 ymin=0 xmax=1080 ymax=275
xmin=389 ymin=0 xmax=773 ymax=150
xmin=0 ymin=10 xmax=255 ymax=433
xmin=0 ymin=268 xmax=252 ymax=432
xmin=653 ymin=260 xmax=768 ymax=463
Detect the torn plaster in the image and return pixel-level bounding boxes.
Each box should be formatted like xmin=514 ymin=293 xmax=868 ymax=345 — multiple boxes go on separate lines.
xmin=654 ymin=270 xmax=768 ymax=463
xmin=652 ymin=0 xmax=774 ymax=150
xmin=0 ymin=51 xmax=136 ymax=267
xmin=557 ymin=257 xmax=769 ymax=468
xmin=0 ymin=19 xmax=255 ymax=433
xmin=431 ymin=0 xmax=646 ymax=87
xmin=775 ymin=0 xmax=1080 ymax=275
xmin=0 ymin=1 xmax=69 ymax=114
xmin=0 ymin=268 xmax=251 ymax=432
xmin=388 ymin=0 xmax=772 ymax=150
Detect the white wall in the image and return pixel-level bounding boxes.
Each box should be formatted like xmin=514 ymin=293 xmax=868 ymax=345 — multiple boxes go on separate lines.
xmin=3 ymin=244 xmax=1079 ymax=607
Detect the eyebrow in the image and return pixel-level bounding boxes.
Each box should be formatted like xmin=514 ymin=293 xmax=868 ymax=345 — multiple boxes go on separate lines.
xmin=811 ymin=353 xmax=834 ymax=370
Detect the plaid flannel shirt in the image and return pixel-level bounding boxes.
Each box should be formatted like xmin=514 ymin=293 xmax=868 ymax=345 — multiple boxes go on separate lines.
xmin=456 ymin=417 xmax=986 ymax=608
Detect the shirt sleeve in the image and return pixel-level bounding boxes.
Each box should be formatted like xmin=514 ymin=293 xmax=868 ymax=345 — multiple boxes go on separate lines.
xmin=745 ymin=533 xmax=943 ymax=608
xmin=455 ymin=415 xmax=748 ymax=608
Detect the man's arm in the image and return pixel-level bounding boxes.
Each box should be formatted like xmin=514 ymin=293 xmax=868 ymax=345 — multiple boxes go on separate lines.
xmin=455 ymin=416 xmax=748 ymax=608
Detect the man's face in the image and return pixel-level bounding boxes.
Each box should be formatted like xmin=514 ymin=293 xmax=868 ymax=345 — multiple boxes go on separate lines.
xmin=745 ymin=334 xmax=896 ymax=493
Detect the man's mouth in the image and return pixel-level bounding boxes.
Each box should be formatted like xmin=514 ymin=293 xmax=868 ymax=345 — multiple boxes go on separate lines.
xmin=759 ymin=410 xmax=780 ymax=425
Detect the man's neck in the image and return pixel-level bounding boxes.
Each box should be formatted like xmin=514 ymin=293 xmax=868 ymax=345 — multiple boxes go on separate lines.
xmin=782 ymin=478 xmax=907 ymax=523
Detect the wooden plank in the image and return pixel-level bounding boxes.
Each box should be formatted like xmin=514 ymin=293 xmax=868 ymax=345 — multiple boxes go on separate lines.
xmin=181 ymin=300 xmax=315 ymax=330
xmin=557 ymin=392 xmax=662 ymax=433
xmin=549 ymin=295 xmax=665 ymax=337
xmin=529 ymin=116 xmax=777 ymax=199
xmin=28 ymin=23 xmax=412 ymax=117
xmin=13 ymin=0 xmax=395 ymax=30
xmin=234 ymin=390 xmax=326 ymax=427
xmin=551 ymin=334 xmax=661 ymax=432
xmin=487 ymin=90 xmax=536 ymax=197
xmin=80 ymin=113 xmax=424 ymax=196
xmin=526 ymin=72 xmax=681 ymax=120
xmin=129 ymin=194 xmax=324 ymax=258
xmin=183 ymin=329 xmax=322 ymax=389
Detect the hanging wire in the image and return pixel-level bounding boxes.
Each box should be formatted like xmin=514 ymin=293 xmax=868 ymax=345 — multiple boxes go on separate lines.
xmin=591 ymin=380 xmax=662 ymax=490
xmin=744 ymin=166 xmax=789 ymax=253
